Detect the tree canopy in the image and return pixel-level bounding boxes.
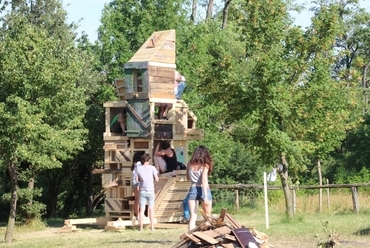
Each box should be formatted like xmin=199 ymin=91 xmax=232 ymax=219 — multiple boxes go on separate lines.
xmin=1 ymin=0 xmax=370 ymax=239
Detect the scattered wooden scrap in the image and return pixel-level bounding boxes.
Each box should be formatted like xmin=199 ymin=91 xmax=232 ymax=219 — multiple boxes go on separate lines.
xmin=172 ymin=208 xmax=272 ymax=248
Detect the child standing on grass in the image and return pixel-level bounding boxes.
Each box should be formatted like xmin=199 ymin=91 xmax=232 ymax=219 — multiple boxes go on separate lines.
xmin=135 ymin=153 xmax=159 ymax=231
xmin=187 ymin=145 xmax=214 ymax=231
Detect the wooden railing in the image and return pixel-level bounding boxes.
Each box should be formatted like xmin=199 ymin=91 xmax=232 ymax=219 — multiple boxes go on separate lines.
xmin=209 ymin=182 xmax=370 ymax=213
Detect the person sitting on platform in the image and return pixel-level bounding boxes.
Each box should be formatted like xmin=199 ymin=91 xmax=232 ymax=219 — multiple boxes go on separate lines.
xmin=157 ymin=70 xmax=186 ymax=119
xmin=153 ymin=140 xmax=179 ymax=174
xmin=175 ymin=70 xmax=186 ymax=100
xmin=110 ymin=109 xmax=127 ymax=135
xmin=158 ymin=103 xmax=170 ymax=120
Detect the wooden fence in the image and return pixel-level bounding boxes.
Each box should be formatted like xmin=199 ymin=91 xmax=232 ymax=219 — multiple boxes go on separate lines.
xmin=209 ymin=182 xmax=370 ymax=213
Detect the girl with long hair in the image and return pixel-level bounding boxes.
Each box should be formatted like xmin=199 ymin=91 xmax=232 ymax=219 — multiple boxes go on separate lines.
xmin=186 ymin=145 xmax=213 ymax=231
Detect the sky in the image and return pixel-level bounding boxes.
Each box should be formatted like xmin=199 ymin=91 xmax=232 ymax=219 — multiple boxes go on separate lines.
xmin=65 ymin=0 xmax=109 ymax=42
xmin=65 ymin=0 xmax=370 ymax=43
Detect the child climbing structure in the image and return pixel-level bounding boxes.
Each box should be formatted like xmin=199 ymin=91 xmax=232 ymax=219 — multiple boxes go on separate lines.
xmin=101 ymin=30 xmax=203 ymax=230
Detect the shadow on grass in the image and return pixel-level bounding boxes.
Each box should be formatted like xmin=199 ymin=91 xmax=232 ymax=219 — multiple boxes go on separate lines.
xmin=47 ymin=219 xmax=110 ymax=231
xmin=354 ymin=228 xmax=370 ymax=236
xmin=46 ymin=219 xmax=64 ymax=228
xmin=108 ymin=239 xmax=174 ymax=245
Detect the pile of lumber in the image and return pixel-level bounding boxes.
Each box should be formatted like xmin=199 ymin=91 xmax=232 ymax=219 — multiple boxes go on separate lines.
xmin=172 ymin=208 xmax=272 ymax=248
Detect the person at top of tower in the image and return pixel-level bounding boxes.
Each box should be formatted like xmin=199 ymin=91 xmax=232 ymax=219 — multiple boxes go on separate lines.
xmin=158 ymin=70 xmax=187 ymax=119
xmin=174 ymin=70 xmax=186 ymax=100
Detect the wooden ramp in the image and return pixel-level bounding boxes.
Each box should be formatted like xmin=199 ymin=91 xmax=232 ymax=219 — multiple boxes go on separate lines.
xmin=154 ymin=172 xmax=190 ymax=223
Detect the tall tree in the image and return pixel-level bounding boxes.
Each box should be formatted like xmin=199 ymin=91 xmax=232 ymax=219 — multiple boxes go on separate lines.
xmin=190 ymin=0 xmax=197 ymax=21
xmin=0 ymin=0 xmax=93 ymax=242
xmin=206 ymin=0 xmax=214 ymax=19
xmin=191 ymin=0 xmax=352 ymax=217
xmin=222 ymin=0 xmax=232 ymax=29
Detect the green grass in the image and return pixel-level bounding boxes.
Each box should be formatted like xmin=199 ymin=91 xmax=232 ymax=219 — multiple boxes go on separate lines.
xmin=0 ymin=210 xmax=369 ymax=248
xmin=1 ymin=192 xmax=370 ymax=247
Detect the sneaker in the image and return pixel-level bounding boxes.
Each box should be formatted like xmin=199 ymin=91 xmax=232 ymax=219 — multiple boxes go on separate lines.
xmin=180 ymin=218 xmax=189 ymax=224
xmin=151 ymin=227 xmax=155 ymax=231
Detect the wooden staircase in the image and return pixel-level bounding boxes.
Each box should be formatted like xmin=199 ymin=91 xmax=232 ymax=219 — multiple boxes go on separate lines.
xmin=154 ymin=173 xmax=189 ymax=222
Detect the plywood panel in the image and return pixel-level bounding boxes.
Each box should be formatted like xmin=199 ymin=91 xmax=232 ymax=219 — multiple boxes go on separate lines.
xmin=128 ymin=30 xmax=176 ymax=64
xmin=126 ymin=99 xmax=151 ymax=138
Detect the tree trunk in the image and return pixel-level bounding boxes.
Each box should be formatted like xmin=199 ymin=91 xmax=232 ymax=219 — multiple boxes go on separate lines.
xmin=318 ymin=159 xmax=323 ymax=212
xmin=222 ymin=0 xmax=232 ymax=29
xmin=5 ymin=162 xmax=18 ymax=244
xmin=190 ymin=0 xmax=197 ymax=21
xmin=87 ymin=170 xmax=93 ymax=216
xmin=27 ymin=178 xmax=35 ymax=221
xmin=206 ymin=0 xmax=214 ymax=19
xmin=362 ymin=60 xmax=370 ymax=115
xmin=279 ymin=155 xmax=293 ymax=218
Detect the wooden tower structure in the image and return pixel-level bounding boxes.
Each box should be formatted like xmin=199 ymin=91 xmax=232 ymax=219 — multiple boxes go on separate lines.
xmin=100 ymin=30 xmax=203 ymax=227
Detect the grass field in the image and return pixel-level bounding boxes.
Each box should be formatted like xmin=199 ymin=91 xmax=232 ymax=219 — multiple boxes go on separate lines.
xmin=0 ymin=192 xmax=369 ymax=247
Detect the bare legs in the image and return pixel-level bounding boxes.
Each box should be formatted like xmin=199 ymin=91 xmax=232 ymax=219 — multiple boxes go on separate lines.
xmin=134 ymin=187 xmax=139 ymax=218
xmin=139 ymin=192 xmax=155 ymax=231
xmin=148 ymin=206 xmax=155 ymax=231
xmin=202 ymin=199 xmax=212 ymax=217
xmin=188 ymin=199 xmax=199 ymax=231
xmin=153 ymin=155 xmax=166 ymax=174
xmin=139 ymin=201 xmax=145 ymax=231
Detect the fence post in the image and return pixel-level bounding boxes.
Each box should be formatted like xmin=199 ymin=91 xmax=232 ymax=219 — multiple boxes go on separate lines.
xmin=326 ymin=179 xmax=330 ymax=210
xmin=264 ymin=172 xmax=269 ymax=229
xmin=351 ymin=186 xmax=360 ymax=213
xmin=235 ymin=189 xmax=239 ymax=211
xmin=292 ymin=188 xmax=296 ymax=214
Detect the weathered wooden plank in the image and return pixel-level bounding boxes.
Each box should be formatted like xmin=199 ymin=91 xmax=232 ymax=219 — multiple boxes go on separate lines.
xmin=123 ymin=92 xmax=150 ymax=100
xmin=179 ymin=221 xmax=213 ymax=239
xmin=185 ymin=233 xmax=202 ymax=244
xmin=153 ymin=177 xmax=177 ymax=212
xmin=114 ymin=78 xmax=125 ymax=97
xmin=64 ymin=218 xmax=109 ymax=226
xmin=216 ymin=208 xmax=227 ymax=227
xmin=193 ymin=231 xmax=219 ymax=245
xmin=103 ymin=101 xmax=127 ymax=108
xmin=225 ymin=213 xmax=242 ymax=229
xmin=150 ymin=93 xmax=175 ymax=99
xmin=124 ymin=61 xmax=148 ymax=69
xmin=149 ymin=76 xmax=173 ymax=84
xmin=223 ymin=234 xmax=236 ymax=241
xmin=202 ymin=229 xmax=222 ymax=238
xmin=148 ymin=61 xmax=176 ymax=68
xmin=221 ymin=243 xmax=235 ymax=248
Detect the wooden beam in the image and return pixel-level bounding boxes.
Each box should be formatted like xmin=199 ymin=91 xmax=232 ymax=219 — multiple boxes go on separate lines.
xmin=225 ymin=213 xmax=242 ymax=229
xmin=216 ymin=208 xmax=227 ymax=227
xmin=193 ymin=231 xmax=219 ymax=245
xmin=64 ymin=218 xmax=109 ymax=226
xmin=103 ymin=101 xmax=127 ymax=108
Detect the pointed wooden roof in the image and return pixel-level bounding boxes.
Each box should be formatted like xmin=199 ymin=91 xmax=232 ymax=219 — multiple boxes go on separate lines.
xmin=128 ymin=30 xmax=176 ymax=65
